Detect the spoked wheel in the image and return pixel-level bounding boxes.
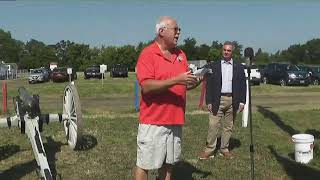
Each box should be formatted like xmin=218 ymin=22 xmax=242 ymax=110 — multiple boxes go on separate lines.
xmin=63 ymin=84 xmax=83 ymax=149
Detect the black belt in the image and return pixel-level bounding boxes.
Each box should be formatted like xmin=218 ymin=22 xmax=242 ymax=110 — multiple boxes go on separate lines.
xmin=221 ymin=93 xmax=232 ymax=97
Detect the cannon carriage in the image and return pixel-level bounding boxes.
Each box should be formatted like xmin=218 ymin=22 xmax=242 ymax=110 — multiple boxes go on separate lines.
xmin=0 ymin=84 xmax=83 ymax=180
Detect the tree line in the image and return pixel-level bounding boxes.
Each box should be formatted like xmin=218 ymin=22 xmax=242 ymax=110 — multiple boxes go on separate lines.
xmin=0 ymin=29 xmax=320 ymax=71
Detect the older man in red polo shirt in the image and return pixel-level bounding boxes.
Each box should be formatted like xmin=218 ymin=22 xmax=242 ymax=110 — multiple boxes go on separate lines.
xmin=134 ymin=16 xmax=200 ymax=180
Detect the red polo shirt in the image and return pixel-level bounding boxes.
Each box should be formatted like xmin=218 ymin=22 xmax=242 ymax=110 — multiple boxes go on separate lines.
xmin=136 ymin=42 xmax=188 ymax=125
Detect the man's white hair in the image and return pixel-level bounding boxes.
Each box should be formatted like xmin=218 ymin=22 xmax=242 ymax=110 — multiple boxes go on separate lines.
xmin=155 ymin=16 xmax=174 ymax=35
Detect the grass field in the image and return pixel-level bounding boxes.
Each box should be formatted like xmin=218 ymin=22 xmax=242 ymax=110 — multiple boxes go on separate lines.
xmin=0 ymin=73 xmax=320 ymax=180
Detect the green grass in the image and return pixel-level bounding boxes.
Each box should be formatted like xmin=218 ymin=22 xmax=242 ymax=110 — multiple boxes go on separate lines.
xmin=0 ymin=74 xmax=320 ymax=179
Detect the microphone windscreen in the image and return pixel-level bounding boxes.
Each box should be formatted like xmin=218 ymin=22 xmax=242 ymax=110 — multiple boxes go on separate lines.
xmin=244 ymin=47 xmax=254 ymax=59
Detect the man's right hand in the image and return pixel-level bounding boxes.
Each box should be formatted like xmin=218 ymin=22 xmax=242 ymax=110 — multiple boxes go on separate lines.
xmin=174 ymin=71 xmax=197 ymax=85
xmin=207 ymin=104 xmax=213 ymax=113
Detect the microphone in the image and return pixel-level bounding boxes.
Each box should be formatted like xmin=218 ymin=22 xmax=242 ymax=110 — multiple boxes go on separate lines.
xmin=244 ymin=47 xmax=254 ymax=67
xmin=243 ymin=47 xmax=255 ymax=179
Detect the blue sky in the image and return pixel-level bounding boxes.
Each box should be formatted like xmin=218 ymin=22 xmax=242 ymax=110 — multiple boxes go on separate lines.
xmin=0 ymin=0 xmax=320 ymax=54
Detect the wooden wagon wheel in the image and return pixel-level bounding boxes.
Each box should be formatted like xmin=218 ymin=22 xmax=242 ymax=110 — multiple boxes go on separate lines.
xmin=63 ymin=84 xmax=83 ymax=149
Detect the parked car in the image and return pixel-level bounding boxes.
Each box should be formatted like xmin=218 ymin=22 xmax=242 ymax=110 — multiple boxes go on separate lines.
xmin=263 ymin=63 xmax=310 ymax=86
xmin=110 ymin=64 xmax=128 ymax=78
xmin=47 ymin=68 xmax=52 ymax=78
xmin=297 ymin=64 xmax=320 ymax=85
xmin=243 ymin=64 xmax=261 ymax=85
xmin=51 ymin=67 xmax=77 ymax=82
xmin=257 ymin=64 xmax=266 ymax=83
xmin=309 ymin=65 xmax=320 ymax=85
xmin=84 ymin=65 xmax=102 ymax=79
xmin=28 ymin=68 xmax=50 ymax=84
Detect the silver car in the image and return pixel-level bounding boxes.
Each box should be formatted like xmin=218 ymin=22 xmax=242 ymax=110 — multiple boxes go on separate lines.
xmin=28 ymin=68 xmax=50 ymax=84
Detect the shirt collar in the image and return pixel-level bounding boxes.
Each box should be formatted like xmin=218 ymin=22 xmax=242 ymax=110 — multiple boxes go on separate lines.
xmin=221 ymin=59 xmax=233 ymax=65
xmin=151 ymin=41 xmax=162 ymax=56
xmin=153 ymin=41 xmax=182 ymax=63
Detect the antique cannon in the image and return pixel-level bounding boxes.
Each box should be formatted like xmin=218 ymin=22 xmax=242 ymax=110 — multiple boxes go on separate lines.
xmin=0 ymin=84 xmax=83 ymax=180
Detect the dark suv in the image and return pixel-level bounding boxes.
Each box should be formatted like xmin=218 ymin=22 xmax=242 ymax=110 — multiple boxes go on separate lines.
xmin=263 ymin=63 xmax=310 ymax=86
xmin=297 ymin=65 xmax=320 ymax=85
xmin=309 ymin=66 xmax=320 ymax=85
xmin=110 ymin=64 xmax=128 ymax=78
xmin=84 ymin=65 xmax=102 ymax=79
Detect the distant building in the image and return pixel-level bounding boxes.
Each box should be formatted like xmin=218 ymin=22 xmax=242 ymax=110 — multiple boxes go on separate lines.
xmin=0 ymin=62 xmax=18 ymax=79
xmin=50 ymin=62 xmax=58 ymax=70
xmin=0 ymin=64 xmax=8 ymax=79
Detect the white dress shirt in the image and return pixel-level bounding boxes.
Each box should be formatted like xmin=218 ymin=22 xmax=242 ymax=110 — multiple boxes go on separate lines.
xmin=221 ymin=59 xmax=233 ymax=93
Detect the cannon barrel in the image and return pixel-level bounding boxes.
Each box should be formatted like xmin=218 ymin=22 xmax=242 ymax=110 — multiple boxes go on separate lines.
xmin=18 ymin=87 xmax=35 ymax=108
xmin=18 ymin=87 xmax=40 ymax=118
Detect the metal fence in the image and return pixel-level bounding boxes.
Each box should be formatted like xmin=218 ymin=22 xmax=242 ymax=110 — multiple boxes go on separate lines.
xmin=17 ymin=69 xmax=29 ymax=79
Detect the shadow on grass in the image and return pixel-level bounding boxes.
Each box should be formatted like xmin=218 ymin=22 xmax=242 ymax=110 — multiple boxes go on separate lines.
xmin=214 ymin=137 xmax=241 ymax=152
xmin=0 ymin=135 xmax=93 ymax=180
xmin=75 ymin=134 xmax=97 ymax=151
xmin=268 ymin=145 xmax=320 ymax=180
xmin=257 ymin=106 xmax=299 ymax=136
xmin=258 ymin=106 xmax=320 ymax=165
xmin=305 ymin=129 xmax=320 ymax=139
xmin=229 ymin=138 xmax=241 ymax=151
xmin=0 ymin=144 xmax=20 ymax=161
xmin=0 ymin=160 xmax=37 ymax=179
xmin=44 ymin=136 xmax=65 ymax=180
xmin=172 ymin=161 xmax=212 ymax=180
xmin=0 ymin=139 xmax=64 ymax=179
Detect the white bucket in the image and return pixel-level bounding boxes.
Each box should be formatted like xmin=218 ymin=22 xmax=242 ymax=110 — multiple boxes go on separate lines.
xmin=292 ymin=134 xmax=314 ymax=164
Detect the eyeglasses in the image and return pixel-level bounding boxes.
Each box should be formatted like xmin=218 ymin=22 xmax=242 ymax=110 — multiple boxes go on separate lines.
xmin=164 ymin=26 xmax=181 ymax=32
xmin=223 ymin=49 xmax=232 ymax=52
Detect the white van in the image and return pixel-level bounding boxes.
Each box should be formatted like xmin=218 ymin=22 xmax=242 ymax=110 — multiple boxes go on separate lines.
xmin=243 ymin=64 xmax=261 ymax=85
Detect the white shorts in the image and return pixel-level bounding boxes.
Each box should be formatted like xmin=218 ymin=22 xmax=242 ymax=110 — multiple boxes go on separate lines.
xmin=136 ymin=124 xmax=182 ymax=170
